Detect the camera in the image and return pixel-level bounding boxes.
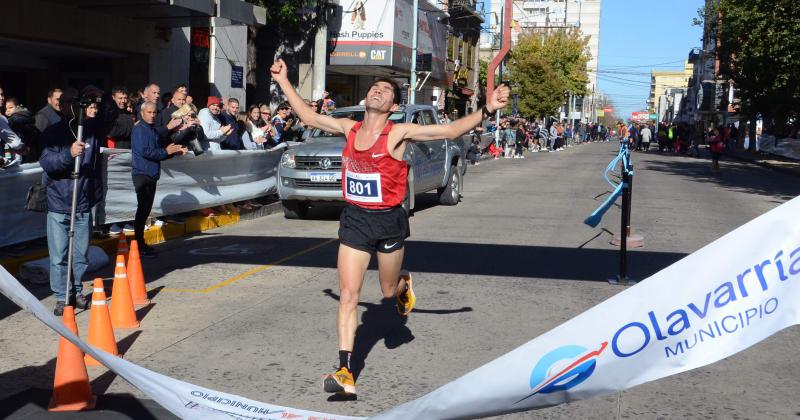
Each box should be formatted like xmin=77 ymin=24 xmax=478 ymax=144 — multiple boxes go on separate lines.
xmin=171 ymin=125 xmax=204 ymax=156
xmin=79 ymin=95 xmax=102 ymax=107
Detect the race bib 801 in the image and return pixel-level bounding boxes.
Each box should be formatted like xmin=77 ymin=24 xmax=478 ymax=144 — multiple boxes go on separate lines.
xmin=344 ymin=171 xmax=383 ymax=203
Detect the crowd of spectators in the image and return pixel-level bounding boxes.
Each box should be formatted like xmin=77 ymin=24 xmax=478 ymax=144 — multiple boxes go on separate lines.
xmin=0 ymin=82 xmax=339 ymax=169
xmin=463 ymin=116 xmax=611 ymax=164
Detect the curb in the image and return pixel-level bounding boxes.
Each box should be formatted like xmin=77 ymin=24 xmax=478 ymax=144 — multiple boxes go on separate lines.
xmin=0 ymin=201 xmax=284 ymax=278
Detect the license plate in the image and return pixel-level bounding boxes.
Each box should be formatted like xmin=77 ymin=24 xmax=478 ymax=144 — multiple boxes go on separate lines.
xmin=310 ymin=172 xmax=337 ymax=182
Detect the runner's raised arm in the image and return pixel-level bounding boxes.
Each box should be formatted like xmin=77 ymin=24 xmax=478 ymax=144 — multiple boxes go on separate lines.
xmin=270 ymin=59 xmax=356 ymax=136
xmin=393 ymin=84 xmax=510 ymax=142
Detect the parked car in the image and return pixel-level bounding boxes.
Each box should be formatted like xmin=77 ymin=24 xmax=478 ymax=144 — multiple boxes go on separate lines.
xmin=277 ymin=105 xmax=467 ymax=219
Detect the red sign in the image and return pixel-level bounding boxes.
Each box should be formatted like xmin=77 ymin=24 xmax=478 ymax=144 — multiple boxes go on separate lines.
xmin=631 ymin=112 xmax=650 ymax=122
xmin=603 ymin=107 xmax=614 ymax=113
xmin=192 ymin=28 xmax=210 ymax=49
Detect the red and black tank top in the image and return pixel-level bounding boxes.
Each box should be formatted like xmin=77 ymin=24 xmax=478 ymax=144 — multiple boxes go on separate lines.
xmin=341 ymin=121 xmax=408 ymax=209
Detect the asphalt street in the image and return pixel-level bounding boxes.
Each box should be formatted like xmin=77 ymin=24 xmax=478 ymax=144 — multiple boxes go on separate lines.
xmin=2 ymin=142 xmax=799 ymax=419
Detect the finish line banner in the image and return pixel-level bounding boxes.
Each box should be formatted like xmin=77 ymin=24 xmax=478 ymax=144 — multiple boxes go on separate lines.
xmin=1 ymin=196 xmax=799 ymax=419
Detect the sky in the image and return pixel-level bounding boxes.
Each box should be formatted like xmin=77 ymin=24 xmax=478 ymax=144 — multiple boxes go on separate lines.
xmin=596 ymin=0 xmax=703 ymax=117
xmin=479 ymin=0 xmax=703 ymax=119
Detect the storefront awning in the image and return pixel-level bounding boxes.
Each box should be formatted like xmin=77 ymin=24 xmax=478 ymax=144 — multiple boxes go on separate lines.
xmin=48 ymin=0 xmax=265 ymax=27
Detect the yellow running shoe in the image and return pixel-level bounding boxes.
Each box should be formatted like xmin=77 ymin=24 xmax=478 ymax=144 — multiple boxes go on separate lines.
xmin=396 ymin=270 xmax=416 ymax=316
xmin=323 ymin=367 xmax=356 ymax=396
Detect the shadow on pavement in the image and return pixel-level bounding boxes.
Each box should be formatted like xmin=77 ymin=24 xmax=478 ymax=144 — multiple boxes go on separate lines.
xmin=0 ymin=330 xmax=145 ymax=413
xmin=322 ymin=289 xmax=472 ymax=382
xmin=639 ymin=153 xmax=800 ymax=200
xmin=1 ymin=234 xmax=687 ymax=320
xmin=0 ymin=388 xmax=177 ymax=419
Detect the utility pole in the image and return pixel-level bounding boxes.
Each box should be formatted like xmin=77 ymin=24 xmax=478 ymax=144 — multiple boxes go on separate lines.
xmin=409 ymin=0 xmax=419 ymax=104
xmin=312 ymin=12 xmax=327 ymax=101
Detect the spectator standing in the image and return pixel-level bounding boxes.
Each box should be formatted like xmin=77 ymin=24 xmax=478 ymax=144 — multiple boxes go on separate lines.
xmin=640 ymin=124 xmax=652 ymax=152
xmin=35 ymin=88 xmax=63 ymax=136
xmin=198 ymin=96 xmax=233 ymax=151
xmin=160 ymin=89 xmax=187 ymax=126
xmin=219 ymin=98 xmax=242 ymax=150
xmin=105 ymin=87 xmax=134 ymax=149
xmin=39 ymin=89 xmax=104 ymax=315
xmin=271 ymin=102 xmax=292 ymax=144
xmin=131 ymin=102 xmax=187 ymax=257
xmin=4 ymin=97 xmax=37 ymax=162
xmin=241 ymin=105 xmax=268 ymax=150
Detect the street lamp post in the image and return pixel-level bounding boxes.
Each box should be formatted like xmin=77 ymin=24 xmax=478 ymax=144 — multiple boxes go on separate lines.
xmin=409 ymin=0 xmax=419 ymax=104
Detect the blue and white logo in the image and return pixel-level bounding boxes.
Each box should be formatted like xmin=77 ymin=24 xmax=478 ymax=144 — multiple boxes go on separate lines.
xmin=515 ymin=342 xmax=608 ymax=404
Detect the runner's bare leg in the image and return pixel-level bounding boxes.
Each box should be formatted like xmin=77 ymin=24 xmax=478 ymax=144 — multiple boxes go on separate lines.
xmin=377 ymin=247 xmax=406 ymax=299
xmin=337 ymin=244 xmax=371 ymax=351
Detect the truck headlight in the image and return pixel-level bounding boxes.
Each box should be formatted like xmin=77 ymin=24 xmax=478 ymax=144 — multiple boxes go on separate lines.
xmin=281 ymin=151 xmax=296 ymax=168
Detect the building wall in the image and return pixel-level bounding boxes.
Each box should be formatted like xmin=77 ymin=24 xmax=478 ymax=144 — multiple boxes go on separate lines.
xmin=488 ymin=0 xmax=602 ymax=120
xmin=210 ymin=21 xmax=248 ymax=104
xmin=649 ymin=62 xmax=693 ymax=113
xmin=149 ymin=28 xmax=192 ymax=95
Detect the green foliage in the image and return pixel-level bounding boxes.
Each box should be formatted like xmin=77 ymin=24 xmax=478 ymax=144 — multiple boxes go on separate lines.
xmin=715 ymin=0 xmax=800 ymax=122
xmin=507 ymin=29 xmax=591 ymax=117
xmin=246 ymin=0 xmax=330 ymax=28
xmin=478 ymin=59 xmax=488 ymax=89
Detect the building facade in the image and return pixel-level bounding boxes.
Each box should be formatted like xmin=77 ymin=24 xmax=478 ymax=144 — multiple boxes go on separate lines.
xmin=648 ymin=61 xmax=693 ymax=120
xmin=0 ymin=0 xmax=264 ymax=110
xmin=323 ymin=0 xmax=449 ymax=108
xmin=484 ymin=0 xmax=602 ymax=121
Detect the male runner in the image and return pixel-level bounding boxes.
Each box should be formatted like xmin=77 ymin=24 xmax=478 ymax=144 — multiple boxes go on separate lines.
xmin=270 ymin=59 xmax=509 ymax=397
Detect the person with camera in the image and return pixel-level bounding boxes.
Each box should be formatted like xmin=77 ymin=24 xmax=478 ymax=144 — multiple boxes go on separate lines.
xmin=39 ymin=88 xmax=104 ymax=315
xmin=131 ymin=102 xmax=187 ymax=258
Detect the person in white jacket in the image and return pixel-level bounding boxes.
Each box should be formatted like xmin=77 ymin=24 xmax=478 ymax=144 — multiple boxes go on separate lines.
xmin=197 ymin=96 xmax=233 ymax=151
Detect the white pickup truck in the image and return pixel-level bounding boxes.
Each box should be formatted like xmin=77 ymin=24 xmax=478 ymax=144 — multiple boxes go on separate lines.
xmin=276 ymin=104 xmax=468 ymax=218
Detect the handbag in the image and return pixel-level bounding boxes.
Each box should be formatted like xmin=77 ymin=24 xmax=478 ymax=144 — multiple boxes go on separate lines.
xmin=25 ymin=182 xmax=47 ymax=212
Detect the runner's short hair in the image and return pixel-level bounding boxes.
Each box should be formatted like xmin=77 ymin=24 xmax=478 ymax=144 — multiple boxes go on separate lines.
xmin=371 ymin=77 xmax=401 ymax=105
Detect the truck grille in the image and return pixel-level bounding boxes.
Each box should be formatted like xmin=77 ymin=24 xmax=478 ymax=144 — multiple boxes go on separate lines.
xmin=292 ymin=179 xmax=341 ymax=189
xmin=295 ymin=156 xmax=342 ymax=170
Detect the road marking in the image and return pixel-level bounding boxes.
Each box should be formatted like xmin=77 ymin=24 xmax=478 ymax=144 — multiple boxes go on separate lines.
xmin=160 ymin=238 xmax=337 ymax=294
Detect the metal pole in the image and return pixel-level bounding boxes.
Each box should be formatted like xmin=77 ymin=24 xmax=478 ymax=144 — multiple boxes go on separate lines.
xmin=312 ymin=16 xmax=327 ymax=101
xmin=494 ymin=5 xmax=505 ymax=147
xmin=65 ymin=105 xmax=86 ymax=307
xmin=409 ymin=0 xmax=419 ymax=104
xmin=619 ymin=165 xmax=630 ymax=281
xmin=209 ymin=17 xmax=216 ymax=95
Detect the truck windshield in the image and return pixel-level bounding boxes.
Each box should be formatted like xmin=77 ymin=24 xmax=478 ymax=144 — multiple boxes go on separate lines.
xmin=311 ymin=111 xmax=406 ymax=138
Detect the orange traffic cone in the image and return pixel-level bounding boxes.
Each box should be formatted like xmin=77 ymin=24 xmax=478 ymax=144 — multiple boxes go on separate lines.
xmin=109 ymin=255 xmax=139 ymax=329
xmin=84 ymin=278 xmax=119 ymax=366
xmin=116 ymin=235 xmax=129 ymax=267
xmin=48 ymin=306 xmax=97 ymax=412
xmin=127 ymin=240 xmax=150 ymax=306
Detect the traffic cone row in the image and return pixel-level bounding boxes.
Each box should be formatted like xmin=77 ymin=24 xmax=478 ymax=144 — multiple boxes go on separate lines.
xmin=50 ymin=238 xmax=151 ymax=411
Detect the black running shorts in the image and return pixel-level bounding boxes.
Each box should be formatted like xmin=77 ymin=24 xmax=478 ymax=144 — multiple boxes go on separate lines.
xmin=338 ymin=204 xmax=410 ymax=254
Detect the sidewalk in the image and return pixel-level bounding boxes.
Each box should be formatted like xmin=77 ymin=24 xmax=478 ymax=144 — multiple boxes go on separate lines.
xmin=0 ymin=198 xmax=282 ymax=278
xmin=725 ymin=148 xmax=800 ymax=177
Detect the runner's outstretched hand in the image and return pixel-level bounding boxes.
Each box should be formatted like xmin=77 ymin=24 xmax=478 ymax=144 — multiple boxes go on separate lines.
xmin=270 ymin=59 xmax=288 ymax=83
xmin=487 ymin=84 xmax=511 ymax=112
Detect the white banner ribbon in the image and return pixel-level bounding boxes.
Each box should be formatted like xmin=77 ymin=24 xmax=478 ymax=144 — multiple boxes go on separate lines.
xmin=373 ymin=195 xmax=800 ymax=419
xmin=0 ymin=266 xmax=363 ymax=420
xmin=1 ymin=196 xmax=798 ymax=419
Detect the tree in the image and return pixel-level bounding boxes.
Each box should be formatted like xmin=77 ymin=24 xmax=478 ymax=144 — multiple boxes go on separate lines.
xmin=507 ymin=29 xmax=591 ymax=118
xmin=702 ymin=0 xmax=800 ymax=136
xmin=244 ymin=1 xmax=335 ymax=105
